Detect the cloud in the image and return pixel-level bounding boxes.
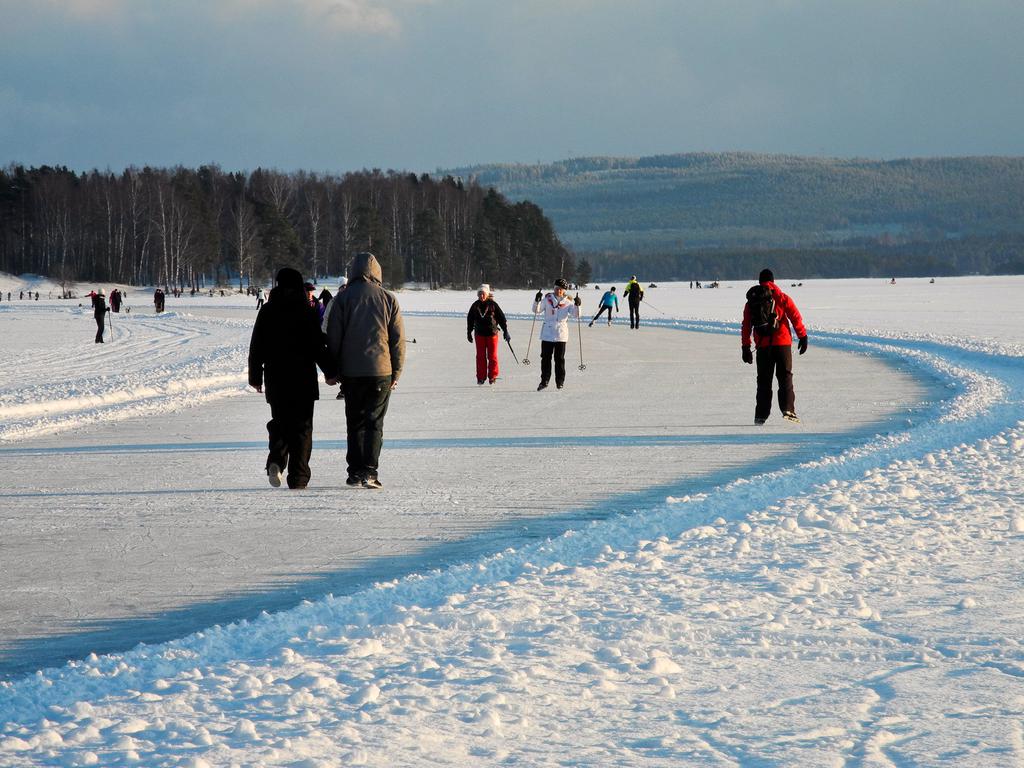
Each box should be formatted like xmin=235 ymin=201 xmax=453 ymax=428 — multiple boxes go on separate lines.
xmin=222 ymin=0 xmax=433 ymax=36
xmin=33 ymin=0 xmax=127 ymax=20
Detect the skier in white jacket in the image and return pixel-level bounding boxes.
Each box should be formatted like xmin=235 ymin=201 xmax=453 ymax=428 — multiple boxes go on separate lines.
xmin=532 ymin=277 xmax=581 ymax=391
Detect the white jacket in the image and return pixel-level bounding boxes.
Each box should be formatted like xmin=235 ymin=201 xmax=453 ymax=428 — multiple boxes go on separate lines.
xmin=533 ymin=292 xmax=580 ymax=342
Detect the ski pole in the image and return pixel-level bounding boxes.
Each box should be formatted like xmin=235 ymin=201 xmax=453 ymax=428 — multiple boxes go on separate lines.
xmin=505 ymin=336 xmax=520 ymax=365
xmin=642 ymin=299 xmax=669 ymax=315
xmin=107 ymin=310 xmax=113 ymax=343
xmin=523 ymin=292 xmax=539 ymax=365
xmin=576 ymin=292 xmax=586 ymax=371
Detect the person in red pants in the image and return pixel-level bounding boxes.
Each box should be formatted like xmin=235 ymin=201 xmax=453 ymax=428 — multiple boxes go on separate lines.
xmin=467 ymin=284 xmax=510 ymax=385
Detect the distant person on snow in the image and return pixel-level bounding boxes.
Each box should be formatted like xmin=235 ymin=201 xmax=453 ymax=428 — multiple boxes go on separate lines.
xmin=153 ymin=288 xmax=165 ymax=313
xmin=248 ymin=267 xmax=335 ymax=490
xmin=741 ymin=268 xmax=808 ymax=425
xmin=304 ymin=282 xmax=325 ymax=322
xmin=467 ymin=283 xmax=510 ymax=385
xmin=109 ymin=288 xmax=122 ymax=313
xmin=325 ymin=253 xmax=405 ymax=489
xmin=589 ymin=286 xmax=618 ymax=326
xmin=623 ymin=275 xmax=644 ymax=328
xmin=532 ymin=277 xmax=581 ymax=391
xmin=318 ymin=287 xmax=333 ymax=318
xmin=321 ymin=277 xmax=348 ymax=400
xmin=92 ymin=289 xmax=109 ymax=343
xmin=320 ymin=277 xmax=348 ymax=333
xmin=256 ymin=286 xmax=265 ymax=309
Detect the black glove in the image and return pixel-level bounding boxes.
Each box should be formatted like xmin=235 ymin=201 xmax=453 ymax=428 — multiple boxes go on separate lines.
xmin=573 ymin=295 xmax=582 ymax=306
xmin=742 ymin=346 xmax=753 ymax=365
xmin=503 ymin=330 xmax=511 ymax=342
xmin=467 ymin=331 xmax=473 ymax=343
xmin=534 ymin=291 xmax=543 ymax=303
xmin=798 ymin=336 xmax=808 ymax=355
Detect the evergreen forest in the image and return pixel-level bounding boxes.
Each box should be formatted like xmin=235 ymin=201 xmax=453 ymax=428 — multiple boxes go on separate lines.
xmin=0 ymin=165 xmax=572 ymax=290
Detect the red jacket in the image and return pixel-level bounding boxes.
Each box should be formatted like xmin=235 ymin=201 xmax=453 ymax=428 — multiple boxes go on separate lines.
xmin=741 ymin=281 xmax=806 ymax=348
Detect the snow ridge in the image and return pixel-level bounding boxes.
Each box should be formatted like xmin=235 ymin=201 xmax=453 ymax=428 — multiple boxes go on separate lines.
xmin=0 ymin=310 xmax=249 ymax=443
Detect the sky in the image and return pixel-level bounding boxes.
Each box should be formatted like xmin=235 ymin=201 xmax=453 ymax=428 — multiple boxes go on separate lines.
xmin=1 ymin=0 xmax=1023 ymax=174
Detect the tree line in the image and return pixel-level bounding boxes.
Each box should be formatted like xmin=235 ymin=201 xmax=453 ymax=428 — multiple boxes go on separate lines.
xmin=0 ymin=164 xmax=575 ymax=291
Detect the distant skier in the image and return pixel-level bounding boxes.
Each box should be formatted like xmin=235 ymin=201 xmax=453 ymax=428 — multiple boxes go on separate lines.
xmin=248 ymin=267 xmax=335 ymax=490
xmin=304 ymin=282 xmax=325 ymax=322
xmin=532 ymin=277 xmax=581 ymax=391
xmin=623 ymin=275 xmax=644 ymax=329
xmin=321 ymin=278 xmax=348 ymax=400
xmin=588 ymin=286 xmax=618 ymax=326
xmin=92 ymin=289 xmax=109 ymax=343
xmin=255 ymin=286 xmax=265 ymax=309
xmin=741 ymin=268 xmax=808 ymax=425
xmin=318 ymin=287 xmax=333 ymax=316
xmin=466 ymin=283 xmax=510 ymax=385
xmin=109 ymin=288 xmax=122 ymax=313
xmin=153 ymin=288 xmax=165 ymax=313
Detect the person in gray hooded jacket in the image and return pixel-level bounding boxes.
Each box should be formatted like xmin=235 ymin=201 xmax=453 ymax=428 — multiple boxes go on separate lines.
xmin=325 ymin=252 xmax=405 ymax=489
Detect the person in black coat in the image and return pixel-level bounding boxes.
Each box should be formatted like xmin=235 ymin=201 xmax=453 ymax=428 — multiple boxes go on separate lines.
xmin=248 ymin=267 xmax=335 ymax=489
xmin=92 ymin=290 xmax=109 ymax=343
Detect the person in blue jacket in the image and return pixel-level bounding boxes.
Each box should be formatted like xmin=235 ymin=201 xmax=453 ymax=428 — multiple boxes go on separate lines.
xmin=588 ymin=286 xmax=619 ymax=327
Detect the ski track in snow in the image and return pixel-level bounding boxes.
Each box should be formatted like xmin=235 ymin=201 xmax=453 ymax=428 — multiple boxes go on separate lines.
xmin=1 ymin=280 xmax=1023 ymax=766
xmin=0 ymin=309 xmax=249 ymax=443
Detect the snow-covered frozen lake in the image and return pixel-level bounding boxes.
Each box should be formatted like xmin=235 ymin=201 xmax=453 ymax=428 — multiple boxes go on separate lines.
xmin=0 ymin=273 xmax=1021 ymax=766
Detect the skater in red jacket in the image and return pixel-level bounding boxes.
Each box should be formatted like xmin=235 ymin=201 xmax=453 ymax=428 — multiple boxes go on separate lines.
xmin=741 ymin=269 xmax=808 ymax=424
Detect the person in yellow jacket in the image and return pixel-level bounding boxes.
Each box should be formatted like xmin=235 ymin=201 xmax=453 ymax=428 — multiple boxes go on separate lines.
xmin=623 ymin=275 xmax=644 ymax=329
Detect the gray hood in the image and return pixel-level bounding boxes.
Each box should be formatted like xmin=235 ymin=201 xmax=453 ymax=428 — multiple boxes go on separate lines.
xmin=349 ymin=252 xmax=383 ymax=285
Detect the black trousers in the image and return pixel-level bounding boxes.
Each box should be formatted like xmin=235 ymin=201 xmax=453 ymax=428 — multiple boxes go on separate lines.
xmin=628 ymin=301 xmax=640 ymax=328
xmin=343 ymin=376 xmax=392 ymax=480
xmin=755 ymin=345 xmax=795 ymax=420
xmin=592 ymin=305 xmax=613 ymax=324
xmin=94 ymin=315 xmax=105 ymax=343
xmin=267 ymin=398 xmax=315 ymax=488
xmin=540 ymin=340 xmax=567 ymax=386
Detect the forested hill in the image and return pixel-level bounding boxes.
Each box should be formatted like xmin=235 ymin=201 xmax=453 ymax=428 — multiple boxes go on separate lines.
xmin=0 ymin=165 xmax=571 ymax=290
xmin=447 ymin=153 xmax=1024 ymax=253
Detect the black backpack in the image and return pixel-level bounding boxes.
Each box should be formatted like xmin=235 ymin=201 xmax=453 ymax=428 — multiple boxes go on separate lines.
xmin=746 ymin=285 xmax=780 ymax=335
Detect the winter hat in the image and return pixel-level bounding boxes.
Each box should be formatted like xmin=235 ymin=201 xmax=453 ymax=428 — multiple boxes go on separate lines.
xmin=338 ymin=276 xmax=348 ymax=287
xmin=97 ymin=289 xmax=105 ymax=296
xmin=477 ymin=283 xmax=491 ymax=296
xmin=275 ymin=267 xmax=303 ymax=290
xmin=554 ymin=278 xmax=570 ymax=290
xmin=610 ymin=286 xmax=616 ymax=291
xmin=759 ymin=268 xmax=775 ymax=284
xmin=303 ymin=282 xmax=316 ymax=293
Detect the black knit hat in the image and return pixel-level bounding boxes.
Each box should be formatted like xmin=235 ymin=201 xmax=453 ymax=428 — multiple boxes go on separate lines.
xmin=275 ymin=267 xmax=303 ymax=290
xmin=759 ymin=268 xmax=775 ymax=284
xmin=554 ymin=278 xmax=570 ymax=290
